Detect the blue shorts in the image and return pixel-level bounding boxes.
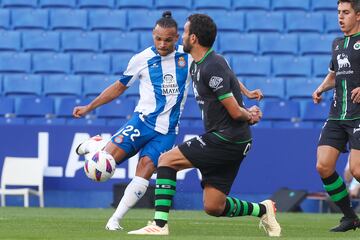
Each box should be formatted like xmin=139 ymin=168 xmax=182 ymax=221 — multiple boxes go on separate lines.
xmin=111 ymin=113 xmax=176 ymax=166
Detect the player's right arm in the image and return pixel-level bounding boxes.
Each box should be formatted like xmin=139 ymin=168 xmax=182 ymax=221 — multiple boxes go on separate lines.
xmin=73 ymin=81 xmax=127 ymax=118
xmin=312 ymin=71 xmax=335 ymax=104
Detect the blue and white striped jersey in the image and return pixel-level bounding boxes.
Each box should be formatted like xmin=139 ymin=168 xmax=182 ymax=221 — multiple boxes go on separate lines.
xmin=119 ymin=45 xmax=192 ymax=134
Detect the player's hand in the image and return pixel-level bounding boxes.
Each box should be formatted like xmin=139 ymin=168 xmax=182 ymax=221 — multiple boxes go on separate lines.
xmin=246 ymin=89 xmax=264 ymax=101
xmin=73 ymin=105 xmax=90 ymax=118
xmin=351 ymin=87 xmax=360 ymax=103
xmin=312 ymin=89 xmax=322 ymax=104
xmin=248 ymin=105 xmax=262 ymax=125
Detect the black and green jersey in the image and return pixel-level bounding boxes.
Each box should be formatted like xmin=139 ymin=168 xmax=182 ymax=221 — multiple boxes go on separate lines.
xmin=329 ymin=32 xmax=360 ymax=120
xmin=190 ymin=49 xmax=251 ymax=143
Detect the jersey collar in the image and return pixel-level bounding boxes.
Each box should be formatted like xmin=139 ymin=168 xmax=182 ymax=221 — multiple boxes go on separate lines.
xmin=196 ymin=48 xmax=214 ymax=65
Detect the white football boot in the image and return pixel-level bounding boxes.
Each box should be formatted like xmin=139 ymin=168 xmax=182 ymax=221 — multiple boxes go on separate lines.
xmin=105 ymin=217 xmax=123 ymax=231
xmin=75 ymin=135 xmax=104 ymax=155
xmin=128 ymin=221 xmax=169 ymax=235
xmin=259 ymin=200 xmax=281 ymax=237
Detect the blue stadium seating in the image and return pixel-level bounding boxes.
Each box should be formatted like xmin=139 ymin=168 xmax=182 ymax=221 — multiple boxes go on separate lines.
xmin=313 ymin=56 xmax=330 ymax=78
xmin=97 ymin=98 xmax=135 ymax=119
xmin=262 ymin=100 xmax=300 ymax=121
xmin=193 ymin=0 xmax=231 ymax=10
xmin=43 ymin=75 xmax=82 ymax=97
xmin=88 ymin=10 xmax=127 ymax=31
xmin=232 ymin=56 xmax=271 ymax=77
xmin=302 ymin=101 xmax=330 ymax=121
xmin=66 ymin=118 xmax=107 ymax=126
xmin=116 ymin=0 xmax=153 ymax=10
xmin=27 ymin=117 xmax=67 ymax=125
xmin=212 ymin=11 xmax=245 ymax=32
xmin=123 ymin=80 xmax=140 ymax=101
xmin=325 ymin=13 xmax=341 ymax=34
xmin=3 ymin=74 xmax=42 ymax=96
xmin=15 ymin=97 xmax=54 ymax=117
xmin=259 ymin=33 xmax=298 ymax=56
xmin=55 ymin=97 xmax=91 ymax=117
xmin=246 ymin=11 xmax=284 ymax=33
xmin=219 ymin=33 xmax=258 ymax=55
xmin=0 ymin=53 xmax=31 ymax=73
xmin=286 ymin=78 xmax=322 ymax=99
xmin=128 ymin=10 xmax=162 ymax=31
xmin=243 ymin=77 xmax=285 ymax=99
xmin=0 ymin=31 xmax=21 ymax=51
xmin=50 ymin=9 xmax=87 ymax=31
xmin=0 ymin=9 xmax=10 ymax=29
xmin=272 ymin=56 xmax=312 ymax=77
xmin=73 ymin=54 xmax=111 ymax=75
xmin=2 ymin=0 xmax=38 ymax=8
xmin=312 ymin=0 xmax=337 ymax=12
xmin=285 ymin=12 xmax=324 ymax=33
xmin=251 ymin=120 xmax=272 ymax=128
xmin=78 ymin=0 xmax=115 ymax=9
xmin=61 ymin=31 xmax=99 ymax=53
xmin=22 ymin=31 xmax=60 ymax=52
xmin=272 ymin=0 xmax=310 ymax=12
xmin=170 ymin=10 xmax=190 ymax=30
xmin=299 ymin=34 xmax=334 ymax=56
xmin=233 ymin=0 xmax=270 ymax=11
xmin=0 ymin=117 xmax=26 ymax=125
xmin=39 ymin=0 xmax=77 ymax=9
xmin=11 ymin=9 xmax=48 ymax=30
xmin=181 ymin=97 xmax=201 ymax=120
xmin=0 ymin=97 xmax=14 ymax=116
xmin=139 ymin=32 xmax=154 ymax=50
xmin=101 ymin=32 xmax=138 ymax=53
xmin=32 ymin=53 xmax=71 ymax=74
xmin=272 ymin=121 xmax=314 ymax=129
xmin=155 ymin=0 xmax=192 ymax=10
xmin=106 ymin=118 xmax=127 ymax=126
xmin=112 ymin=53 xmax=133 ymax=75
xmin=83 ymin=75 xmax=116 ymax=97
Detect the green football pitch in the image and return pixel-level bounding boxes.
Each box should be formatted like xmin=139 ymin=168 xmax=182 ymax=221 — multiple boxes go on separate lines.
xmin=0 ymin=207 xmax=359 ymax=240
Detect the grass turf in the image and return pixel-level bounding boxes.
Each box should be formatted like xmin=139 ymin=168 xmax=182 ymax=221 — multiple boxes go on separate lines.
xmin=0 ymin=207 xmax=360 ymax=239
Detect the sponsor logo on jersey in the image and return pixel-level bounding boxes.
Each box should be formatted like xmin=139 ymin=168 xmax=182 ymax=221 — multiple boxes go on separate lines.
xmin=337 ymin=53 xmax=351 ymax=69
xmin=209 ymin=76 xmax=223 ymax=91
xmin=177 ymin=56 xmax=186 ymax=67
xmin=354 ymin=41 xmax=360 ymax=50
xmin=162 ymin=74 xmax=180 ymax=95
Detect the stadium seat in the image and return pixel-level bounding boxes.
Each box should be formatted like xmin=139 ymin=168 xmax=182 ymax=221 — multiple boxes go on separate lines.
xmin=312 ymin=0 xmax=338 ymax=12
xmin=0 ymin=53 xmax=31 ymax=73
xmin=67 ymin=118 xmax=107 ymax=126
xmin=2 ymin=0 xmax=38 ymax=8
xmin=251 ymin=120 xmax=272 ymax=128
xmin=112 ymin=53 xmax=134 ymax=75
xmin=50 ymin=9 xmax=87 ymax=31
xmin=22 ymin=31 xmax=60 ymax=52
xmin=181 ymin=97 xmax=201 ymax=120
xmin=272 ymin=121 xmax=314 ymax=129
xmin=285 ymin=12 xmax=324 ymax=33
xmin=39 ymin=0 xmax=77 ymax=9
xmin=88 ymin=10 xmax=127 ymax=31
xmin=3 ymin=74 xmax=42 ymax=96
xmin=246 ymin=11 xmax=284 ymax=33
xmin=0 ymin=31 xmax=21 ymax=51
xmin=232 ymin=56 xmax=271 ymax=77
xmin=325 ymin=13 xmax=341 ymax=34
xmin=27 ymin=117 xmax=67 ymax=125
xmin=83 ymin=75 xmax=117 ymax=97
xmin=302 ymin=101 xmax=330 ymax=121
xmin=205 ymin=11 xmax=245 ymax=33
xmin=155 ymin=0 xmax=192 ymax=10
xmin=128 ymin=10 xmax=162 ymax=31
xmin=15 ymin=97 xmax=54 ymax=117
xmin=11 ymin=9 xmax=48 ymax=30
xmin=97 ymin=98 xmax=135 ymax=119
xmin=78 ymin=0 xmax=115 ymax=9
xmin=43 ymin=75 xmax=82 ymax=97
xmin=139 ymin=32 xmax=154 ymax=50
xmin=259 ymin=33 xmax=298 ymax=56
xmin=0 ymin=9 xmax=10 ymax=30
xmin=193 ymin=0 xmax=231 ymax=10
xmin=299 ymin=34 xmax=334 ymax=56
xmin=219 ymin=33 xmax=258 ymax=55
xmin=272 ymin=0 xmax=310 ymax=12
xmin=243 ymin=77 xmax=285 ymax=99
xmin=101 ymin=32 xmax=138 ymax=54
xmin=170 ymin=10 xmax=190 ymax=30
xmin=313 ymin=56 xmax=331 ymax=78
xmin=233 ymin=0 xmax=270 ymax=11
xmin=272 ymin=56 xmax=312 ymax=78
xmin=116 ymin=0 xmax=153 ymax=10
xmin=32 ymin=53 xmax=71 ymax=74
xmin=0 ymin=117 xmax=26 ymax=125
xmin=123 ymin=80 xmax=140 ymax=100
xmin=106 ymin=118 xmax=127 ymax=127
xmin=55 ymin=97 xmax=91 ymax=117
xmin=73 ymin=54 xmax=111 ymax=75
xmin=262 ymin=100 xmax=300 ymax=121
xmin=61 ymin=31 xmax=99 ymax=53
xmin=0 ymin=97 xmax=14 ymax=116
xmin=286 ymin=78 xmax=322 ymax=99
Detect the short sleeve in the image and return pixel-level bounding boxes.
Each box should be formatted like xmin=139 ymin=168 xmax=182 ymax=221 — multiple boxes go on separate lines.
xmin=119 ymin=54 xmax=141 ymax=87
xmin=204 ymin=62 xmax=232 ymax=101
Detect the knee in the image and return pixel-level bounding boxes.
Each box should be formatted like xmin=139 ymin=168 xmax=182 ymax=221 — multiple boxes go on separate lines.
xmin=316 ymin=162 xmax=333 ymax=177
xmin=350 ymin=169 xmax=360 ymax=182
xmin=203 ymin=201 xmax=223 ymax=217
xmin=158 ymin=152 xmax=172 ymax=167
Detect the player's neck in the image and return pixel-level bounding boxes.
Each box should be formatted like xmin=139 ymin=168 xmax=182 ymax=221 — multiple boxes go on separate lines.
xmin=344 ymin=24 xmax=360 ymax=36
xmin=192 ymin=47 xmax=213 ymax=63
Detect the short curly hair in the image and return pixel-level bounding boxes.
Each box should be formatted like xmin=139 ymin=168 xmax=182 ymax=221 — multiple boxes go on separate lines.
xmin=187 ymin=14 xmax=217 ymax=48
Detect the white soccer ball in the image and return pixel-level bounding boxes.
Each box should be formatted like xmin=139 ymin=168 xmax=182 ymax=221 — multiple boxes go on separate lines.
xmin=84 ymin=151 xmax=116 ymax=182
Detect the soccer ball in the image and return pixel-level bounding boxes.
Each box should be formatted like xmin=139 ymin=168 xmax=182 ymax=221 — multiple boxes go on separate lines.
xmin=84 ymin=151 xmax=116 ymax=182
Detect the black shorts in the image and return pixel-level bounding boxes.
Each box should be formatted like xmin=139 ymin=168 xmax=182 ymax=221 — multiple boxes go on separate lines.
xmin=178 ymin=132 xmax=252 ymax=195
xmin=318 ymin=119 xmax=360 ymax=152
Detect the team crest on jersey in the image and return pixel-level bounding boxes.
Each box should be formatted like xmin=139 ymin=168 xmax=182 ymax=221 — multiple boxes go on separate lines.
xmin=337 ymin=54 xmax=351 ymax=69
xmin=354 ymin=41 xmax=360 ymax=50
xmin=209 ymin=76 xmax=223 ymax=91
xmin=162 ymin=74 xmax=180 ymax=95
xmin=177 ymin=56 xmax=186 ymax=67
xmin=114 ymin=135 xmax=124 ymax=144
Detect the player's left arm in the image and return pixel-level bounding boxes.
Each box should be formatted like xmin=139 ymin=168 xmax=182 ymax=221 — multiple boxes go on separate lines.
xmin=238 ymin=80 xmax=263 ymax=101
xmin=351 ymin=87 xmax=360 ymax=103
